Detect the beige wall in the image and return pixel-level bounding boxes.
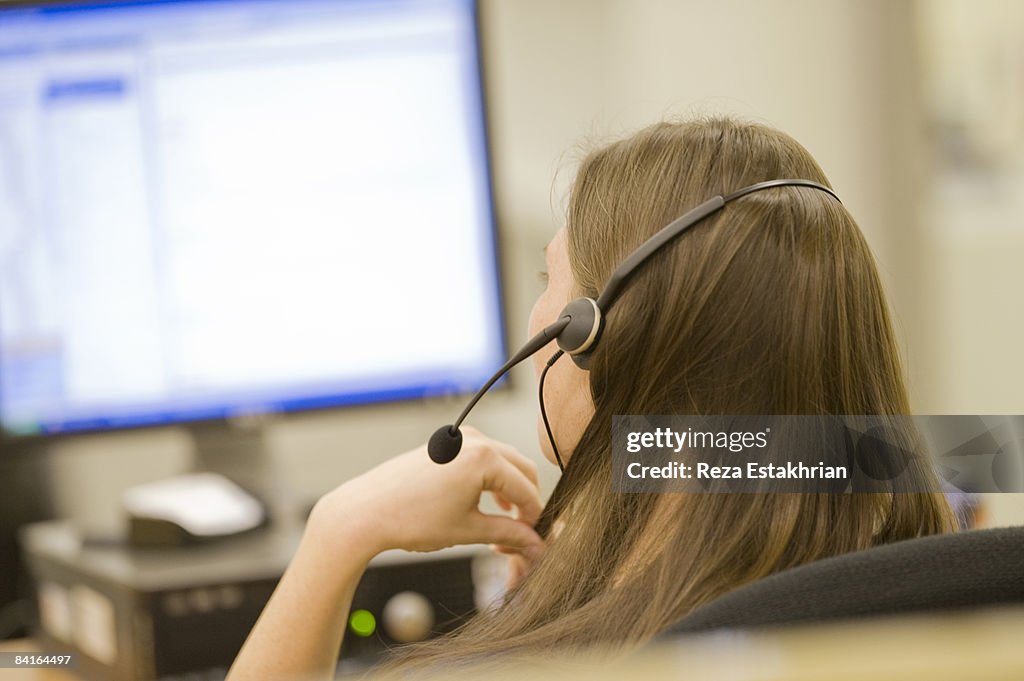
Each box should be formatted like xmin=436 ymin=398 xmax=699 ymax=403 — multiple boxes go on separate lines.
xmin=44 ymin=0 xmax=1024 ymax=530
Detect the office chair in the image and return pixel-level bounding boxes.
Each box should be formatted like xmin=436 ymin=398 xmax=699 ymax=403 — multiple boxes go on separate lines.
xmin=666 ymin=526 xmax=1024 ymax=634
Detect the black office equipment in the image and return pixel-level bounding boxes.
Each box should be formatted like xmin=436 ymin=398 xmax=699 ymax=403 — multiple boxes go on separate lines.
xmin=21 ymin=521 xmax=501 ymax=681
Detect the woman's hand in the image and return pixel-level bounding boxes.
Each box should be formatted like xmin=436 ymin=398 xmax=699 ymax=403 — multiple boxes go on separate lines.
xmin=309 ymin=426 xmax=545 ymax=562
xmin=229 ymin=428 xmax=545 ymax=681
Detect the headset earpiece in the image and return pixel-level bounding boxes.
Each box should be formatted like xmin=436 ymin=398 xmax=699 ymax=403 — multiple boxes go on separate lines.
xmin=555 ymin=297 xmax=603 ymax=368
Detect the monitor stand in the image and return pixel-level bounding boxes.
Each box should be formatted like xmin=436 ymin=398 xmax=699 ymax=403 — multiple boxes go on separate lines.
xmin=187 ymin=419 xmax=299 ymax=530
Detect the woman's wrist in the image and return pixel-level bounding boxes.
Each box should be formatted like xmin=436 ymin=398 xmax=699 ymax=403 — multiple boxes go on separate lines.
xmin=304 ymin=482 xmax=389 ymax=568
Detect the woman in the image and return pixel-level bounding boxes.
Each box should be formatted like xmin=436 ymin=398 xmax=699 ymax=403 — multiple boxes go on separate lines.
xmin=227 ymin=117 xmax=954 ymax=680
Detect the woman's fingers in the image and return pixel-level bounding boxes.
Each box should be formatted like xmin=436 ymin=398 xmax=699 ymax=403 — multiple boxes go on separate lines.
xmin=491 ymin=492 xmax=513 ymax=512
xmin=313 ymin=428 xmax=549 ymax=558
xmin=462 ymin=427 xmax=540 ymax=488
xmin=461 ymin=427 xmax=541 ymax=525
xmin=492 ymin=441 xmax=540 ymax=487
xmin=490 ymin=542 xmax=545 ymax=559
xmin=490 ymin=543 xmax=518 ymax=555
xmin=477 ymin=452 xmax=543 ymax=526
xmin=469 ymin=511 xmax=542 ymax=551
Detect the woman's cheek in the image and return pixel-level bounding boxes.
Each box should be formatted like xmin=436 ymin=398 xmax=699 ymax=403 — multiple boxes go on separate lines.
xmin=527 ymin=297 xmax=543 ymax=338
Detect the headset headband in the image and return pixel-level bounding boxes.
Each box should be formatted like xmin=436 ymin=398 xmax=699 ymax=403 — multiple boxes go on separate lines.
xmin=597 ymin=178 xmax=841 ymax=311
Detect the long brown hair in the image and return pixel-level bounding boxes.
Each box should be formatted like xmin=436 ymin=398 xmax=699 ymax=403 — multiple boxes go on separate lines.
xmin=379 ymin=116 xmax=954 ymax=673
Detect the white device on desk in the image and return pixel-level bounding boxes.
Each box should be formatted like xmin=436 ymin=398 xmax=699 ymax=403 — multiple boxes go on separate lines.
xmin=122 ymin=473 xmax=267 ymax=547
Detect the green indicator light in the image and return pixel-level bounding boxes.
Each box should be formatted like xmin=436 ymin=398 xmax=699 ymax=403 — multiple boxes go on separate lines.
xmin=349 ymin=609 xmax=376 ymax=637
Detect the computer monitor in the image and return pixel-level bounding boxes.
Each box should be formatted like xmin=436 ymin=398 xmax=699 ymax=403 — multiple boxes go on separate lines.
xmin=0 ymin=0 xmax=505 ymax=439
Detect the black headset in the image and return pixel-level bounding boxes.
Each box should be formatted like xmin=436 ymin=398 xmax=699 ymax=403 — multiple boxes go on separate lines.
xmin=428 ymin=178 xmax=842 ymax=468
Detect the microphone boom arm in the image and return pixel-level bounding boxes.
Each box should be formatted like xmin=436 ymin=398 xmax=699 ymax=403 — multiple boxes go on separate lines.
xmin=450 ymin=316 xmax=571 ymax=432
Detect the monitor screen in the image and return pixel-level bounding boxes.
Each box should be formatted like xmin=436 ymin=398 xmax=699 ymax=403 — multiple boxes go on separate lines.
xmin=0 ymin=0 xmax=504 ymax=436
